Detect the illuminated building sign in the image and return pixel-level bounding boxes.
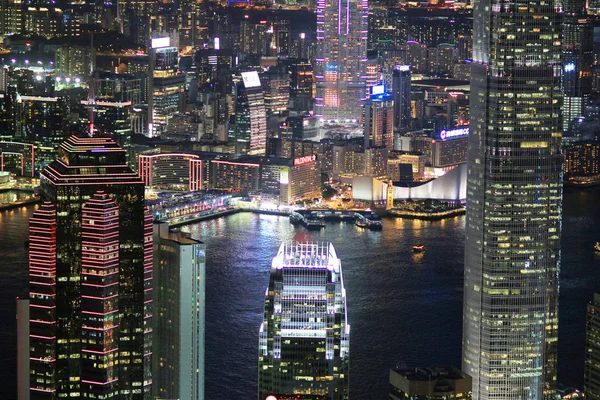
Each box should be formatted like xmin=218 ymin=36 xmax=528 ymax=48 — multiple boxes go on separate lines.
xmin=439 ymin=127 xmax=469 ymax=140
xmin=371 ymin=84 xmax=385 ymax=95
xmin=151 ymin=37 xmax=170 ymax=49
xmin=241 ymin=71 xmax=261 ymax=88
xmin=564 ymin=62 xmax=576 ymax=73
xmin=294 ymin=154 xmax=316 ymax=166
xmin=279 ymin=169 xmax=289 ymax=184
xmin=397 ymin=65 xmax=410 ymax=72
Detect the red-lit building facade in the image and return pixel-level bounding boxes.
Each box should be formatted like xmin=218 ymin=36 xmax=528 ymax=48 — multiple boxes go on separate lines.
xmin=138 ymin=153 xmax=203 ymax=191
xmin=28 ymin=135 xmax=153 ymax=399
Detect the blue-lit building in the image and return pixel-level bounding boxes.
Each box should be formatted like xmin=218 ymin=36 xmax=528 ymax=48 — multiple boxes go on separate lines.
xmin=365 ymin=84 xmax=394 ymax=149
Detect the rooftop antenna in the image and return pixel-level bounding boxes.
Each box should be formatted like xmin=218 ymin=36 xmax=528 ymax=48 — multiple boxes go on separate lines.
xmin=86 ymin=33 xmax=97 ymax=137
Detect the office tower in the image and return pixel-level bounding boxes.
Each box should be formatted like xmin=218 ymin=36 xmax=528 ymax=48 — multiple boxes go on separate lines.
xmin=0 ymin=0 xmax=21 ymax=35
xmin=149 ymin=37 xmax=186 ymax=137
xmin=235 ymin=71 xmax=267 ymax=156
xmin=314 ymin=0 xmax=367 ymax=125
xmin=16 ymin=95 xmax=68 ymax=171
xmin=195 ymin=48 xmax=234 ymax=97
xmin=153 ymin=223 xmax=205 ymax=400
xmin=258 ymin=242 xmax=350 ymax=400
xmin=462 ymin=0 xmax=563 ymax=396
xmin=28 ymin=135 xmax=153 ymax=399
xmin=389 ymin=367 xmax=472 ymax=400
xmin=365 ymin=84 xmax=394 ymax=149
xmin=585 ymin=292 xmax=600 ymax=400
xmin=178 ymin=0 xmax=209 ymax=50
xmin=263 ymin=65 xmax=290 ymax=117
xmin=17 ymin=297 xmax=29 ymax=400
xmin=562 ymin=11 xmax=592 ymax=134
xmin=392 ymin=66 xmax=411 ymax=130
xmin=289 ymin=59 xmax=313 ymax=114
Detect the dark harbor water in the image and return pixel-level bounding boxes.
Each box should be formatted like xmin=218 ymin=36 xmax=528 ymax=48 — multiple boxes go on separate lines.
xmin=0 ymin=190 xmax=599 ymax=399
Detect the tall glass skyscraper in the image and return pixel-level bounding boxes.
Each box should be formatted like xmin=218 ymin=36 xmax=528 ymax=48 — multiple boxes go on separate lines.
xmin=28 ymin=135 xmax=153 ymax=399
xmin=462 ymin=0 xmax=563 ymax=398
xmin=314 ymin=0 xmax=367 ymax=125
xmin=258 ymin=242 xmax=350 ymax=400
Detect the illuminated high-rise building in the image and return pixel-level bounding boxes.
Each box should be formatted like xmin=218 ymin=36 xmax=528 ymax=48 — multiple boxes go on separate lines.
xmin=152 ymin=222 xmax=205 ymax=400
xmin=364 ymin=84 xmax=394 ymax=149
xmin=149 ymin=37 xmax=186 ymax=137
xmin=562 ymin=1 xmax=592 ymax=134
xmin=392 ymin=66 xmax=411 ymax=130
xmin=258 ymin=242 xmax=350 ymax=400
xmin=28 ymin=135 xmax=153 ymax=399
xmin=585 ymin=292 xmax=600 ymax=400
xmin=314 ymin=0 xmax=367 ymax=125
xmin=462 ymin=0 xmax=563 ymax=397
xmin=235 ymin=71 xmax=267 ymax=156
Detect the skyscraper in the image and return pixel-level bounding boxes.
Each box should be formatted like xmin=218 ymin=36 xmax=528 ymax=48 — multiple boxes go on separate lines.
xmin=562 ymin=0 xmax=592 ymax=135
xmin=314 ymin=0 xmax=367 ymax=125
xmin=392 ymin=66 xmax=411 ymax=130
xmin=585 ymin=292 xmax=600 ymax=400
xmin=236 ymin=71 xmax=268 ymax=156
xmin=258 ymin=242 xmax=350 ymax=400
xmin=364 ymin=84 xmax=394 ymax=149
xmin=28 ymin=135 xmax=153 ymax=399
xmin=153 ymin=222 xmax=206 ymax=400
xmin=462 ymin=0 xmax=563 ymax=398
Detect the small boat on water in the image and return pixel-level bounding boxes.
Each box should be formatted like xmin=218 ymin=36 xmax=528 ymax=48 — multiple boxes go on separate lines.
xmin=595 ymin=242 xmax=600 ymax=252
xmin=412 ymin=244 xmax=426 ymax=253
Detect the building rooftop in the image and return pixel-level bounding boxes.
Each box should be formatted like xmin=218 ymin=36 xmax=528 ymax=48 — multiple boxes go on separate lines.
xmin=273 ymin=242 xmax=340 ymax=272
xmin=392 ymin=366 xmax=469 ymax=382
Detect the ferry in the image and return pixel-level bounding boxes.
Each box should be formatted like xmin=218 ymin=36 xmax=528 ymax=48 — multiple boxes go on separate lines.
xmin=595 ymin=242 xmax=600 ymax=252
xmin=305 ymin=217 xmax=325 ymax=230
xmin=355 ymin=219 xmax=367 ymax=228
xmin=365 ymin=213 xmax=383 ymax=231
xmin=412 ymin=244 xmax=426 ymax=253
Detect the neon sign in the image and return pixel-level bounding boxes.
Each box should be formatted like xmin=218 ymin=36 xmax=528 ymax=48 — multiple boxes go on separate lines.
xmin=294 ymin=155 xmax=316 ymax=166
xmin=439 ymin=127 xmax=469 ymax=140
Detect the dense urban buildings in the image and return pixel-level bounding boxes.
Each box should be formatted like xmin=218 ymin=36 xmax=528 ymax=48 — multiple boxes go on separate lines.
xmin=153 ymin=222 xmax=206 ymax=400
xmin=314 ymin=0 xmax=367 ymax=124
xmin=389 ymin=367 xmax=472 ymax=400
xmin=258 ymin=242 xmax=349 ymax=400
xmin=563 ymin=141 xmax=600 ymax=186
xmin=462 ymin=0 xmax=563 ymax=397
xmin=27 ymin=135 xmax=153 ymax=398
xmin=586 ymin=292 xmax=600 ymax=400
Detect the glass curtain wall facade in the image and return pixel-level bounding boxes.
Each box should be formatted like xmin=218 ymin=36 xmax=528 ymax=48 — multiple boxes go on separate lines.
xmin=258 ymin=242 xmax=350 ymax=400
xmin=29 ymin=135 xmax=153 ymax=399
xmin=152 ymin=223 xmax=206 ymax=400
xmin=314 ymin=0 xmax=367 ymax=125
xmin=462 ymin=0 xmax=563 ymax=398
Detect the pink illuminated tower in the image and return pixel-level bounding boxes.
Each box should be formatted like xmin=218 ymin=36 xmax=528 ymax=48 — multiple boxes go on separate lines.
xmin=28 ymin=135 xmax=153 ymax=399
xmin=314 ymin=0 xmax=368 ymax=125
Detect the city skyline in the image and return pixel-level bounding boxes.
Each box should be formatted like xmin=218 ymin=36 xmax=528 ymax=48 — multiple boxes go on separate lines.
xmin=0 ymin=0 xmax=598 ymax=398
